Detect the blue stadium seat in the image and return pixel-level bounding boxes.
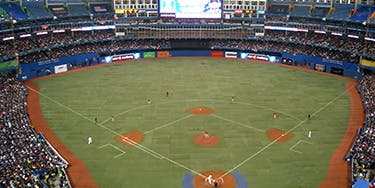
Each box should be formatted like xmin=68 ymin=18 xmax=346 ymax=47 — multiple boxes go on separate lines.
xmin=310 ymin=6 xmax=330 ymax=18
xmin=68 ymin=4 xmax=90 ymax=16
xmin=23 ymin=1 xmax=52 ymax=19
xmin=267 ymin=4 xmax=290 ymax=16
xmin=327 ymin=4 xmax=353 ymax=21
xmin=350 ymin=5 xmax=375 ymax=22
xmin=290 ymin=5 xmax=310 ymax=18
xmin=0 ymin=2 xmax=28 ymax=20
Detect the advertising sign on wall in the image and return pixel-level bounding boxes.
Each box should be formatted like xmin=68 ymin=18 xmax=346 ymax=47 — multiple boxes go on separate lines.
xmin=240 ymin=53 xmax=275 ymax=62
xmin=225 ymin=51 xmax=237 ymax=58
xmin=143 ymin=51 xmax=156 ymax=58
xmin=103 ymin=53 xmax=140 ymax=63
xmin=54 ymin=64 xmax=68 ymax=74
xmin=360 ymin=58 xmax=375 ymax=68
xmin=0 ymin=60 xmax=18 ymax=70
xmin=211 ymin=51 xmax=223 ymax=57
xmin=157 ymin=51 xmax=170 ymax=58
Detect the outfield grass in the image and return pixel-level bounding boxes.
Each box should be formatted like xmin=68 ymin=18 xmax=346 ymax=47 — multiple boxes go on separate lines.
xmin=35 ymin=58 xmax=350 ymax=187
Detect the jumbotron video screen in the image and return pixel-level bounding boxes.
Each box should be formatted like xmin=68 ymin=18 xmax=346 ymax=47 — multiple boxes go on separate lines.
xmin=159 ymin=0 xmax=222 ymax=19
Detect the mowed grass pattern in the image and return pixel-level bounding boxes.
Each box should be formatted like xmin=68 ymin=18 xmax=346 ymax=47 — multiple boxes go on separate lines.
xmin=35 ymin=58 xmax=350 ymax=188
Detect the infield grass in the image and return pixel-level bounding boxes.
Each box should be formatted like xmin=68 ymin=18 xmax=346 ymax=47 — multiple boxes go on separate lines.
xmin=35 ymin=58 xmax=350 ymax=188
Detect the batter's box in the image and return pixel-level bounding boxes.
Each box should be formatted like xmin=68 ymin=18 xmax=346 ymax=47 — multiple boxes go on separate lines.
xmin=98 ymin=144 xmax=126 ymax=158
xmin=289 ymin=140 xmax=312 ymax=154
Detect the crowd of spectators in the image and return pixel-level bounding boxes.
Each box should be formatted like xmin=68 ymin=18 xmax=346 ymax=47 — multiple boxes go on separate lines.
xmin=210 ymin=39 xmax=359 ymax=63
xmin=264 ymin=30 xmax=375 ymax=58
xmin=0 ymin=73 xmax=70 ymax=187
xmin=0 ymin=29 xmax=374 ymax=64
xmin=348 ymin=74 xmax=375 ymax=184
xmin=0 ymin=30 xmax=115 ymax=58
xmin=18 ymin=39 xmax=169 ymax=64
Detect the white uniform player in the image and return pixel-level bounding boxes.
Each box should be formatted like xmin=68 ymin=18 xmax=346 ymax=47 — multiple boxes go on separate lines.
xmin=207 ymin=175 xmax=213 ymax=185
xmin=308 ymin=131 xmax=312 ymax=138
xmin=88 ymin=137 xmax=92 ymax=144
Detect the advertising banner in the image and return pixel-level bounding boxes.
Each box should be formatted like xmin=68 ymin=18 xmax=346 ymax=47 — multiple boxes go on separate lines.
xmin=103 ymin=53 xmax=141 ymax=63
xmin=211 ymin=51 xmax=223 ymax=57
xmin=143 ymin=51 xmax=156 ymax=58
xmin=54 ymin=64 xmax=68 ymax=74
xmin=0 ymin=60 xmax=18 ymax=70
xmin=240 ymin=52 xmax=276 ymax=62
xmin=157 ymin=51 xmax=170 ymax=58
xmin=225 ymin=51 xmax=237 ymax=58
xmin=360 ymin=58 xmax=375 ymax=68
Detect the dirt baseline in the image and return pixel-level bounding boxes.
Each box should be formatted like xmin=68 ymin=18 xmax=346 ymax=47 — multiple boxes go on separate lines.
xmin=116 ymin=131 xmax=143 ymax=146
xmin=266 ymin=128 xmax=293 ymax=143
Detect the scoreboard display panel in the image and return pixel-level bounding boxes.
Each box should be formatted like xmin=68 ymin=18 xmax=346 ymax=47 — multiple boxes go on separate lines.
xmin=159 ymin=0 xmax=222 ymax=19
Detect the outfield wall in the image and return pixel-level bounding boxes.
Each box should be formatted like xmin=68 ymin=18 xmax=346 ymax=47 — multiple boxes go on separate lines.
xmin=17 ymin=49 xmax=364 ymax=80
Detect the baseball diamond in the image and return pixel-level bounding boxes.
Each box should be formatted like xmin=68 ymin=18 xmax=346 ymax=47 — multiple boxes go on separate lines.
xmin=0 ymin=2 xmax=374 ymax=187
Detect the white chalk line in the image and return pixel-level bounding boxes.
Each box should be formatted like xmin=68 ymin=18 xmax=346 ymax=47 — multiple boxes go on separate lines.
xmin=144 ymin=114 xmax=193 ymax=134
xmin=220 ymin=87 xmax=351 ymax=179
xmin=121 ymin=138 xmax=163 ymax=159
xmin=210 ymin=114 xmax=265 ymax=132
xmin=97 ymin=144 xmax=126 ymax=159
xmin=27 ymin=86 xmax=206 ymax=178
xmin=289 ymin=140 xmax=311 ymax=154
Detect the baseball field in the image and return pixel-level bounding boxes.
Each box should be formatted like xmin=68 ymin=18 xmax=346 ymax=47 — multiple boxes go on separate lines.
xmin=26 ymin=58 xmax=360 ymax=187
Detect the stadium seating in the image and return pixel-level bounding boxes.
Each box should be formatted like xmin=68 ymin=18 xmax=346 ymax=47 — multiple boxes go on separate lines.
xmin=68 ymin=4 xmax=90 ymax=17
xmin=290 ymin=5 xmax=311 ymax=18
xmin=0 ymin=2 xmax=28 ymax=20
xmin=327 ymin=4 xmax=353 ymax=21
xmin=350 ymin=5 xmax=375 ymax=22
xmin=0 ymin=7 xmax=11 ymax=22
xmin=0 ymin=73 xmax=70 ymax=187
xmin=310 ymin=6 xmax=330 ymax=18
xmin=23 ymin=1 xmax=52 ymax=19
xmin=267 ymin=4 xmax=290 ymax=16
xmin=347 ymin=75 xmax=375 ymax=184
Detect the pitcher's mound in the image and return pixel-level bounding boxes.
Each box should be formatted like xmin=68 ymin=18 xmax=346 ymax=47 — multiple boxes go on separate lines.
xmin=193 ymin=170 xmax=236 ymax=188
xmin=116 ymin=131 xmax=142 ymax=146
xmin=266 ymin=128 xmax=292 ymax=143
xmin=188 ymin=107 xmax=214 ymax=115
xmin=194 ymin=134 xmax=219 ymax=147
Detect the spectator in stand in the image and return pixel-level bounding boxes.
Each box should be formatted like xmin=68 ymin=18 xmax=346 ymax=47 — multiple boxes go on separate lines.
xmin=0 ymin=73 xmax=70 ymax=187
xmin=348 ymin=74 xmax=375 ymax=183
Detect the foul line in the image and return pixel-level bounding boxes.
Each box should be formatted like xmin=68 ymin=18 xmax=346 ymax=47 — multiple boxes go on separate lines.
xmin=97 ymin=144 xmax=126 ymax=159
xmin=220 ymin=87 xmax=352 ymax=179
xmin=27 ymin=86 xmax=206 ymax=178
xmin=289 ymin=140 xmax=311 ymax=154
xmin=144 ymin=114 xmax=193 ymax=134
xmin=210 ymin=114 xmax=265 ymax=132
xmin=121 ymin=138 xmax=163 ymax=159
